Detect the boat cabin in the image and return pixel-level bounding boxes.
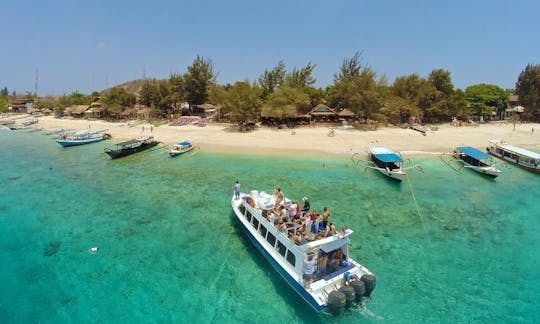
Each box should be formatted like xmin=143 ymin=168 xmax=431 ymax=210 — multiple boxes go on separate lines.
xmin=455 ymin=146 xmax=492 ymax=167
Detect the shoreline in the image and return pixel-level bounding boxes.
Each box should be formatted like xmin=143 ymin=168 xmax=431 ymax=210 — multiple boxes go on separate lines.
xmin=8 ymin=115 xmax=540 ymax=157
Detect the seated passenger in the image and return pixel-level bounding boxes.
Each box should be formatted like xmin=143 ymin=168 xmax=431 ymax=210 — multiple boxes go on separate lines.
xmin=277 ymin=221 xmax=287 ymax=232
xmin=324 ymin=222 xmax=337 ymax=237
xmin=329 ymin=249 xmax=343 ymax=273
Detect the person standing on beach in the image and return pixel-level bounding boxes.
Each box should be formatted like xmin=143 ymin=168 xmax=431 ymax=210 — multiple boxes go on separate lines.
xmin=233 ymin=181 xmax=241 ymax=200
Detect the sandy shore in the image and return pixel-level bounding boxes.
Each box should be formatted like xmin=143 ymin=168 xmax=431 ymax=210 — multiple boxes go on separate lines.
xmin=14 ymin=116 xmax=540 ymax=157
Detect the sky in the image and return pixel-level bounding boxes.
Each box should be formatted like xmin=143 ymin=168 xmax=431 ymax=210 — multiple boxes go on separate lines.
xmin=1 ymin=0 xmax=539 ymax=96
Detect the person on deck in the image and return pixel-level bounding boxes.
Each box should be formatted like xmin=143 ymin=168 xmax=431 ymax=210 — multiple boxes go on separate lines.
xmin=320 ymin=207 xmax=331 ymax=230
xmin=303 ymin=255 xmax=317 ymax=288
xmin=274 ymin=188 xmax=284 ymax=208
xmin=233 ymin=181 xmax=241 ymax=200
xmin=301 ymin=196 xmax=310 ymax=215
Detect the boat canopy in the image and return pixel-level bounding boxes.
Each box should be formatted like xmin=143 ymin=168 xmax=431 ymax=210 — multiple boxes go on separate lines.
xmin=177 ymin=141 xmax=192 ymax=146
xmin=498 ymin=144 xmax=540 ymax=159
xmin=374 ymin=153 xmax=403 ymax=163
xmin=457 ymin=146 xmax=491 ymax=160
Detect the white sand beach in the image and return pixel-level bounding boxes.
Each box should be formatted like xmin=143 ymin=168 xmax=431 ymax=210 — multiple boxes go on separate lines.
xmin=25 ymin=116 xmax=540 ymax=156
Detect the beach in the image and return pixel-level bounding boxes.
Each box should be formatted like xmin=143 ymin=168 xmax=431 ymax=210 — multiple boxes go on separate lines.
xmin=31 ymin=116 xmax=540 ymax=156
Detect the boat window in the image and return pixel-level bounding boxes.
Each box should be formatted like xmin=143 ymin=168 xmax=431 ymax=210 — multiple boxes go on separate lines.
xmin=246 ymin=210 xmax=252 ymax=223
xmin=286 ymin=250 xmax=296 ymax=267
xmin=239 ymin=204 xmax=246 ymax=215
xmin=277 ymin=241 xmax=286 ymax=257
xmin=252 ymin=217 xmax=259 ymax=230
xmin=266 ymin=232 xmax=276 ymax=247
xmin=259 ymin=225 xmax=267 ymax=238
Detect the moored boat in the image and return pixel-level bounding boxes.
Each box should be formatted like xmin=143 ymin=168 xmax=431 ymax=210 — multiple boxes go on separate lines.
xmin=487 ymin=139 xmax=540 ymax=173
xmin=169 ymin=140 xmax=195 ymax=157
xmin=231 ymin=189 xmax=376 ymax=314
xmin=368 ymin=147 xmax=408 ymax=181
xmin=453 ymin=146 xmax=502 ymax=178
xmin=56 ymin=130 xmax=111 ymax=147
xmin=104 ymin=135 xmax=159 ymax=159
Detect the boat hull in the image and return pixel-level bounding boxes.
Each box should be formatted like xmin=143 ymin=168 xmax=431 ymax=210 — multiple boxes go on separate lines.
xmin=169 ymin=146 xmax=194 ymax=157
xmin=240 ymin=220 xmax=326 ymax=312
xmin=232 ymin=199 xmax=326 ymax=312
xmin=105 ymin=142 xmax=158 ymax=159
xmin=56 ymin=137 xmax=105 ymax=147
xmin=373 ymin=167 xmax=407 ymax=181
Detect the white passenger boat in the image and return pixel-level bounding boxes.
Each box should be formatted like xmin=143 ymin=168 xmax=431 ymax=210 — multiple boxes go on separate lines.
xmin=487 ymin=139 xmax=540 ymax=173
xmin=56 ymin=130 xmax=111 ymax=147
xmin=231 ymin=189 xmax=376 ymax=313
xmin=453 ymin=146 xmax=502 ymax=178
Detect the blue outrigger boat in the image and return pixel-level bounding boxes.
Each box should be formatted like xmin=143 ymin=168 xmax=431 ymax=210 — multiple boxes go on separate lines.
xmin=56 ymin=130 xmax=111 ymax=147
xmin=169 ymin=140 xmax=194 ymax=157
xmin=453 ymin=146 xmax=502 ymax=178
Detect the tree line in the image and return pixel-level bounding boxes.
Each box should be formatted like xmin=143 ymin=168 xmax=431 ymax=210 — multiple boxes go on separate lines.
xmin=2 ymin=54 xmax=539 ymax=123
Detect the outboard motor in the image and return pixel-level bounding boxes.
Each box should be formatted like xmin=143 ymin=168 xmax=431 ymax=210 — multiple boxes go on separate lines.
xmin=361 ymin=274 xmax=376 ymax=297
xmin=349 ymin=279 xmax=366 ymax=302
xmin=327 ymin=290 xmax=346 ymax=315
xmin=338 ymin=285 xmax=356 ymax=307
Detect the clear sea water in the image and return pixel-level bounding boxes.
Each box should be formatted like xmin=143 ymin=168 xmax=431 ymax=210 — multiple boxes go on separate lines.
xmin=1 ymin=130 xmax=539 ymax=323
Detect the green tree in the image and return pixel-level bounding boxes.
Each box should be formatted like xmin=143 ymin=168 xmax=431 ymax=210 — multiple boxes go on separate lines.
xmin=379 ymin=96 xmax=422 ymax=125
xmin=183 ymin=55 xmax=216 ymax=107
xmin=0 ymin=96 xmax=7 ymax=112
xmin=139 ymin=80 xmax=173 ymax=116
xmin=464 ymin=84 xmax=508 ymax=120
xmin=516 ymin=63 xmax=540 ymax=121
xmin=102 ymin=87 xmax=137 ymax=114
xmin=207 ymin=84 xmax=228 ymax=121
xmin=258 ymin=61 xmax=286 ymax=97
xmin=263 ymin=86 xmax=310 ymax=119
xmin=284 ymin=62 xmax=316 ymax=88
xmin=331 ymin=52 xmax=382 ymax=121
xmin=167 ymin=73 xmax=185 ymax=110
xmin=223 ymin=81 xmax=262 ymax=122
xmin=428 ymin=69 xmax=454 ymax=96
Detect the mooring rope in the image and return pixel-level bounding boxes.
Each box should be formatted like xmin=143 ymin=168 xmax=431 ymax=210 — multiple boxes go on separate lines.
xmin=406 ymin=173 xmax=424 ymax=223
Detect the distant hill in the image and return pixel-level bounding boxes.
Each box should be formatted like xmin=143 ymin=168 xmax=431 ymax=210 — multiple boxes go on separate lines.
xmin=103 ymin=79 xmax=160 ymax=96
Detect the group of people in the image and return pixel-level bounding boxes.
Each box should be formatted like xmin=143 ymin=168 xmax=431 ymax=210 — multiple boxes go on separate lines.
xmin=303 ymin=248 xmax=346 ymax=288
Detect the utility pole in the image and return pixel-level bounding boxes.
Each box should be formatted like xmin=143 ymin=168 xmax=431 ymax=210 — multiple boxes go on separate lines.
xmin=34 ymin=67 xmax=38 ymax=97
xmin=143 ymin=64 xmax=146 ymax=80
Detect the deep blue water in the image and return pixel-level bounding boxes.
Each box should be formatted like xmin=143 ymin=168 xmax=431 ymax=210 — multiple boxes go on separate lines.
xmin=1 ymin=130 xmax=539 ymax=323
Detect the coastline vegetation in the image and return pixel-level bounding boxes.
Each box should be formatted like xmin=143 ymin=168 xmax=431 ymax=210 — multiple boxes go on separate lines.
xmin=1 ymin=55 xmax=539 ymax=125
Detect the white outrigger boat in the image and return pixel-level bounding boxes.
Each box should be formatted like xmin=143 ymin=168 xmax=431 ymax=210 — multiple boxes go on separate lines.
xmin=487 ymin=139 xmax=540 ymax=173
xmin=169 ymin=140 xmax=195 ymax=157
xmin=367 ymin=147 xmax=409 ymax=181
xmin=453 ymin=146 xmax=502 ymax=178
xmin=56 ymin=130 xmax=111 ymax=147
xmin=231 ymin=189 xmax=376 ymax=313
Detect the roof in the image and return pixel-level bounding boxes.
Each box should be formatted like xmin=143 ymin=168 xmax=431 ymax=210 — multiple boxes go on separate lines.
xmin=178 ymin=141 xmax=192 ymax=146
xmin=497 ymin=144 xmax=540 ymax=159
xmin=371 ymin=147 xmax=403 ymax=162
xmin=456 ymin=146 xmax=490 ymax=160
xmin=69 ymin=105 xmax=89 ymax=114
xmin=338 ymin=108 xmax=355 ymax=117
xmin=309 ymin=104 xmax=337 ymax=115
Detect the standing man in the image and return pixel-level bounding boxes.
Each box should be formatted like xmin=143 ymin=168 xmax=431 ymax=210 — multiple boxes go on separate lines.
xmin=303 ymin=254 xmax=316 ymax=288
xmin=233 ymin=181 xmax=241 ymax=200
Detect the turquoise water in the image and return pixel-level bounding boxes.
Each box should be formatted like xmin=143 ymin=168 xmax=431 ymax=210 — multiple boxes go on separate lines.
xmin=1 ymin=130 xmax=539 ymax=323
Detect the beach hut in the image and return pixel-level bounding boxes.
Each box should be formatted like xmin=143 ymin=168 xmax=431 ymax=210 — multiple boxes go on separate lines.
xmin=8 ymin=98 xmax=34 ymax=113
xmin=308 ymin=104 xmax=338 ymax=122
xmin=260 ymin=105 xmax=309 ymax=127
xmin=66 ymin=105 xmax=90 ymax=118
xmin=338 ymin=108 xmax=356 ymax=121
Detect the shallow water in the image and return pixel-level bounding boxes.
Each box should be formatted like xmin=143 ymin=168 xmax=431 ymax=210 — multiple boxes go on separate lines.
xmin=1 ymin=131 xmax=539 ymax=323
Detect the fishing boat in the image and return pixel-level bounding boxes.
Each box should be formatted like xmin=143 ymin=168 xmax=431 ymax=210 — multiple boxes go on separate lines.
xmin=56 ymin=130 xmax=112 ymax=147
xmin=487 ymin=139 xmax=540 ymax=173
xmin=231 ymin=189 xmax=376 ymax=314
xmin=169 ymin=140 xmax=194 ymax=157
xmin=104 ymin=135 xmax=159 ymax=159
xmin=367 ymin=147 xmax=408 ymax=181
xmin=453 ymin=146 xmax=502 ymax=178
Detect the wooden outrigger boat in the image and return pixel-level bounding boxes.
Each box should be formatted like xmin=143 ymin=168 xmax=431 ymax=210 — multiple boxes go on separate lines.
xmin=231 ymin=189 xmax=376 ymax=314
xmin=487 ymin=139 xmax=540 ymax=173
xmin=104 ymin=136 xmax=159 ymax=159
xmin=366 ymin=147 xmax=416 ymax=181
xmin=169 ymin=140 xmax=195 ymax=157
xmin=452 ymin=146 xmax=502 ymax=178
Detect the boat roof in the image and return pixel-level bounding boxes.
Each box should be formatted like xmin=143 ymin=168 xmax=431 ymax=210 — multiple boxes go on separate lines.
xmin=117 ymin=139 xmax=139 ymax=146
xmin=497 ymin=144 xmax=540 ymax=159
xmin=371 ymin=147 xmax=403 ymax=162
xmin=456 ymin=146 xmax=491 ymax=160
xmin=177 ymin=141 xmax=192 ymax=145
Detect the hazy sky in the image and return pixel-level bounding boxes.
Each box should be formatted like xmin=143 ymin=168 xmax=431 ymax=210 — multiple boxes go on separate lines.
xmin=1 ymin=0 xmax=539 ymax=95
